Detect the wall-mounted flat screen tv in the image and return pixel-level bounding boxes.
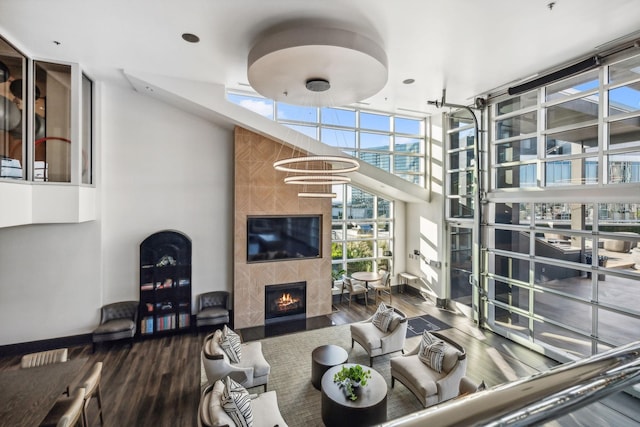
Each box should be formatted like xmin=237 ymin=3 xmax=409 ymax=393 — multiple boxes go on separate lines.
xmin=247 ymin=215 xmax=322 ymax=263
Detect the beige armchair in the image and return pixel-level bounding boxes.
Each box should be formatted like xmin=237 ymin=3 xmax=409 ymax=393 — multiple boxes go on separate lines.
xmin=198 ymin=379 xmax=288 ymax=427
xmin=341 ymin=275 xmax=369 ymax=307
xmin=202 ymin=329 xmax=270 ymax=392
xmin=350 ymin=305 xmax=408 ymax=366
xmin=390 ymin=331 xmax=467 ymax=408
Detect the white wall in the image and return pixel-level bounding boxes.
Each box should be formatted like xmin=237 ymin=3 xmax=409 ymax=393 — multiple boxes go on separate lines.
xmin=100 ymin=84 xmax=234 ymax=306
xmin=404 ymin=117 xmax=446 ymax=298
xmin=0 ymin=82 xmax=234 ymax=346
xmin=0 ymin=221 xmax=101 ymax=345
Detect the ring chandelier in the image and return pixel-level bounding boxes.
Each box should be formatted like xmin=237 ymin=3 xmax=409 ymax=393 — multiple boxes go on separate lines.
xmin=275 ymin=155 xmax=359 ymax=198
xmin=298 ymin=192 xmax=337 ymax=198
xmin=284 ymin=175 xmax=351 ymax=185
xmin=273 ymin=156 xmax=360 ymax=174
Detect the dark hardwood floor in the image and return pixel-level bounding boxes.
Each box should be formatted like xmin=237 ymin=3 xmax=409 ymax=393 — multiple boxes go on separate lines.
xmin=0 ymin=291 xmax=636 ymax=426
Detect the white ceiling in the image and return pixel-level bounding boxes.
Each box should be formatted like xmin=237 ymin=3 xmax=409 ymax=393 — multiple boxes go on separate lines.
xmin=1 ymin=0 xmax=640 ymax=116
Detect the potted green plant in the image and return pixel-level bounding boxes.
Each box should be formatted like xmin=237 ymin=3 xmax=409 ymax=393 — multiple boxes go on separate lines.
xmin=331 ymin=268 xmax=346 ymax=289
xmin=333 ymin=364 xmax=372 ymax=401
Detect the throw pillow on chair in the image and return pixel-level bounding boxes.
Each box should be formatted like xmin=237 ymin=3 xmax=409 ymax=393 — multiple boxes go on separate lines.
xmin=371 ymin=302 xmax=394 ymax=332
xmin=220 ymin=325 xmax=242 ymax=363
xmin=221 ymin=376 xmax=254 ymax=427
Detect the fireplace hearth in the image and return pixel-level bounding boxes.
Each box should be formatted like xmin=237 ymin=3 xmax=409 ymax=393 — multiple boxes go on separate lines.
xmin=265 ymin=281 xmax=306 ymax=324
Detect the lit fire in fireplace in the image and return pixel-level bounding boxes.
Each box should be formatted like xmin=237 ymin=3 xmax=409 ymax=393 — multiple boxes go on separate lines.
xmin=275 ymin=292 xmax=300 ymax=311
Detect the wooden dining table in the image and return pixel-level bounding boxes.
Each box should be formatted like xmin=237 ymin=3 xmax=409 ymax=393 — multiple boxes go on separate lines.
xmin=0 ymin=357 xmax=88 ymax=427
xmin=351 ymin=271 xmax=382 ymax=288
xmin=351 ymin=271 xmax=382 ymax=304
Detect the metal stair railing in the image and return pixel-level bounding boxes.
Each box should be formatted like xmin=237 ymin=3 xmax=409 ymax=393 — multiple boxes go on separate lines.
xmin=381 ymin=340 xmax=640 ymax=427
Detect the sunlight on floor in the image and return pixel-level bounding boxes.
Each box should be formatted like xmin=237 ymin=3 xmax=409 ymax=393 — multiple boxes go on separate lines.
xmin=485 ymin=347 xmax=520 ymax=381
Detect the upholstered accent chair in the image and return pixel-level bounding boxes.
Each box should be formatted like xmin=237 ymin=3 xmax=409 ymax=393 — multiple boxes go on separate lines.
xmin=390 ymin=331 xmax=467 ymax=408
xmin=198 ymin=379 xmax=288 ymax=427
xmin=20 ymin=348 xmax=68 ymax=368
xmin=202 ymin=329 xmax=270 ymax=392
xmin=350 ymin=305 xmax=408 ymax=366
xmin=92 ymin=301 xmax=138 ymax=352
xmin=341 ymin=275 xmax=369 ymax=307
xmin=196 ymin=291 xmax=231 ymax=329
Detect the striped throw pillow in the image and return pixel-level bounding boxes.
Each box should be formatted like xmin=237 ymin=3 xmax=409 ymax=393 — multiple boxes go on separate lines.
xmin=220 ymin=325 xmax=242 ymax=363
xmin=221 ymin=376 xmax=254 ymax=427
xmin=418 ymin=338 xmax=446 ymax=373
xmin=419 ymin=330 xmax=436 ymax=352
xmin=372 ymin=302 xmax=394 ymax=332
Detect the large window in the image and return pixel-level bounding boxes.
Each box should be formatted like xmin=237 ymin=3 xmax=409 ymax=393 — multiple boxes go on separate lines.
xmin=446 ymin=110 xmax=476 ymax=218
xmin=227 ymin=91 xmax=427 ymax=186
xmin=331 ymin=184 xmax=393 ymax=277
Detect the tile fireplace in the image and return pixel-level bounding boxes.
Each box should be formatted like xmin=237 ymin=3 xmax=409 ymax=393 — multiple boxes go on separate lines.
xmin=265 ymin=281 xmax=306 ymax=324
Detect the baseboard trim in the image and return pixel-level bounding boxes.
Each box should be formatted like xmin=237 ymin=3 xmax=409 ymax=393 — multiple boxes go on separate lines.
xmin=0 ymin=333 xmax=92 ymax=357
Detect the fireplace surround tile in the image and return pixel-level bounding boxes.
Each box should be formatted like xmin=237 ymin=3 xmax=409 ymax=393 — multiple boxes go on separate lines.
xmin=233 ymin=127 xmax=332 ymax=329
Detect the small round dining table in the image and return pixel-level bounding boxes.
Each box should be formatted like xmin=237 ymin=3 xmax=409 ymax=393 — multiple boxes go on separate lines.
xmin=351 ymin=272 xmax=382 ymax=304
xmin=351 ymin=271 xmax=382 ymax=288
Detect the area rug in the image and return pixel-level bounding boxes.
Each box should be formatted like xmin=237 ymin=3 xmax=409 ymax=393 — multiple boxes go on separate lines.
xmin=406 ymin=314 xmax=451 ymax=338
xmin=248 ymin=324 xmax=423 ymax=427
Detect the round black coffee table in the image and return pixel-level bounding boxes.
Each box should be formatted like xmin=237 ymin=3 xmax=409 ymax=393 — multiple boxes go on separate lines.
xmin=311 ymin=345 xmax=349 ymax=390
xmin=321 ymin=363 xmax=387 ymax=427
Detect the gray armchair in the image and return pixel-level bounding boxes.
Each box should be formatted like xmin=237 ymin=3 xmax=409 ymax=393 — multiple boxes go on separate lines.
xmin=92 ymin=301 xmax=138 ymax=352
xmin=196 ymin=291 xmax=231 ymax=329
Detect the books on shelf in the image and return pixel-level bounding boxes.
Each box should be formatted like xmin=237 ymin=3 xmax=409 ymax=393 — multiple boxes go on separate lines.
xmin=156 ymin=314 xmax=176 ymax=331
xmin=141 ymin=314 xmax=189 ymax=333
xmin=178 ymin=312 xmax=190 ymax=328
xmin=141 ymin=316 xmax=154 ymax=334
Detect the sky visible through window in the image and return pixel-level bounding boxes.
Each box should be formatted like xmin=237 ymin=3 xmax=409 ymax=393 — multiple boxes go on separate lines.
xmin=227 ymin=91 xmax=427 ymax=186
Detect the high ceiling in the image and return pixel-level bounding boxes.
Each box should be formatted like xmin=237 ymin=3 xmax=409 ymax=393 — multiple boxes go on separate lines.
xmin=1 ymin=0 xmax=640 ymax=116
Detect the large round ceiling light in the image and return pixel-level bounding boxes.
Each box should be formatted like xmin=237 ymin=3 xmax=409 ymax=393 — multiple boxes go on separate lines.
xmin=248 ymin=27 xmax=388 ymax=107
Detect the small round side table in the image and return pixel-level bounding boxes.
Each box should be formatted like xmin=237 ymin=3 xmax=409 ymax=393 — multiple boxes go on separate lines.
xmin=311 ymin=344 xmax=349 ymax=390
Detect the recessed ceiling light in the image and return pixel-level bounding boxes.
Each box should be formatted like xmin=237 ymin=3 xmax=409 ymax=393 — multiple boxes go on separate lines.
xmin=403 ymin=78 xmax=415 ymax=84
xmin=182 ymin=33 xmax=200 ymax=43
